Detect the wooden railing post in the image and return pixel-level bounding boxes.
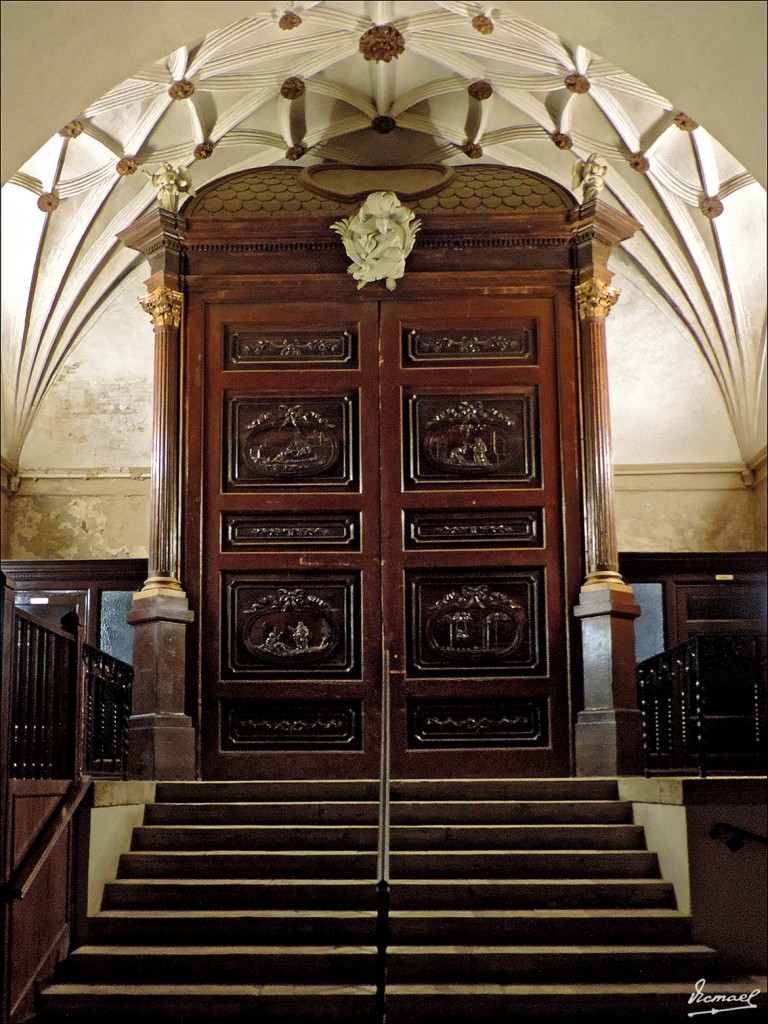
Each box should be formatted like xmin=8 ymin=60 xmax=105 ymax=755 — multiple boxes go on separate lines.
xmin=118 ymin=210 xmax=195 ymax=780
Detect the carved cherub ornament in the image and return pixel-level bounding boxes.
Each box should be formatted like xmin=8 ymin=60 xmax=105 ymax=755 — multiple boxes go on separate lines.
xmin=331 ymin=191 xmax=421 ymax=290
xmin=143 ymin=162 xmax=195 ymax=212
xmin=572 ymin=152 xmax=607 ymax=202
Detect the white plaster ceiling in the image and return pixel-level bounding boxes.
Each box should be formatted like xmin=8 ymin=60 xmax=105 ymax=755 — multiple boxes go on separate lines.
xmin=1 ymin=0 xmax=766 ymax=470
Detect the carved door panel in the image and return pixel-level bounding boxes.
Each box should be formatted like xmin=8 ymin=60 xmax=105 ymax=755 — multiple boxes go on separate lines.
xmin=379 ymin=295 xmax=577 ymax=777
xmin=199 ymin=299 xmax=383 ymax=778
xmin=196 ymin=290 xmax=578 ymax=779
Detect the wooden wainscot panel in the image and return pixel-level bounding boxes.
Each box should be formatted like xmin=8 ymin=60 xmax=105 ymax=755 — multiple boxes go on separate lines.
xmin=7 ymin=780 xmax=73 ymax=1023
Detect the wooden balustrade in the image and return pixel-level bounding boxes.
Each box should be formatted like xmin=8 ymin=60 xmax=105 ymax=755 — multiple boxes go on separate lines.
xmin=9 ymin=608 xmax=78 ymax=780
xmin=637 ymin=633 xmax=767 ymax=776
xmin=1 ymin=574 xmax=134 ymax=1023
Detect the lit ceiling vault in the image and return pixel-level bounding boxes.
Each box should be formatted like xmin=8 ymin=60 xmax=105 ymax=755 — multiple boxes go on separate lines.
xmin=1 ymin=0 xmax=765 ymax=469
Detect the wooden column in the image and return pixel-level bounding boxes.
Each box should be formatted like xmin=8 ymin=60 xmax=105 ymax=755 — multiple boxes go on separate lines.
xmin=117 ymin=210 xmax=195 ymax=780
xmin=571 ymin=200 xmax=644 ymax=776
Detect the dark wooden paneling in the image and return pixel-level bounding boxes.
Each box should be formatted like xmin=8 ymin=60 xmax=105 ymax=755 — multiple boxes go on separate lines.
xmin=620 ymin=552 xmax=768 ymax=648
xmin=222 ymin=512 xmax=361 ymax=551
xmin=404 ymin=508 xmax=543 ymax=549
xmin=225 ymin=394 xmax=358 ymax=490
xmin=223 ymin=572 xmax=361 ymax=678
xmin=1 ymin=561 xmax=147 ymax=651
xmin=407 ymin=697 xmax=549 ymax=748
xmin=221 ymin=699 xmax=362 ymax=750
xmin=406 ymin=570 xmax=545 ymax=676
xmin=404 ymin=390 xmax=540 ymax=487
xmin=182 ymin=219 xmax=583 ymax=779
xmin=224 ymin=324 xmax=357 ymax=369
xmin=194 ymin=296 xmax=382 ymax=779
xmin=380 ymin=293 xmax=579 ymax=777
xmin=5 ymin=780 xmax=73 ymax=1023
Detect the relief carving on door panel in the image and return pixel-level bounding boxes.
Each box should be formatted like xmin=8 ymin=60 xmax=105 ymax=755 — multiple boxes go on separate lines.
xmin=405 ymin=509 xmax=542 ymax=548
xmin=407 ymin=571 xmax=545 ymax=675
xmin=224 ymin=574 xmax=360 ymax=677
xmin=222 ymin=512 xmax=361 ymax=551
xmin=222 ymin=699 xmax=362 ymax=749
xmin=405 ymin=393 xmax=539 ymax=486
xmin=224 ymin=326 xmax=357 ymax=369
xmin=226 ymin=396 xmax=357 ymax=489
xmin=407 ymin=697 xmax=549 ymax=747
xmin=403 ymin=323 xmax=537 ymax=366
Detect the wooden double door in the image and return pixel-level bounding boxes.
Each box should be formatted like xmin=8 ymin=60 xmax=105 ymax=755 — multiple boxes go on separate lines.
xmin=196 ymin=284 xmax=580 ymax=778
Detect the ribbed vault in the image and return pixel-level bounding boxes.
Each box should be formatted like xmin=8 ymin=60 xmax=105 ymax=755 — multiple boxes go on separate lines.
xmin=1 ymin=1 xmax=765 ymax=467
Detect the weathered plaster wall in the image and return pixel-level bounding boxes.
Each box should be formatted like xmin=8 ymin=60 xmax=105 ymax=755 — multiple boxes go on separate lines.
xmin=20 ymin=264 xmax=152 ymax=470
xmin=8 ymin=477 xmax=149 ymax=560
xmin=615 ymin=466 xmax=762 ymax=552
xmin=752 ymin=452 xmax=767 ymax=549
xmin=0 ymin=462 xmax=11 ymax=559
xmin=607 ymin=259 xmax=743 ymax=466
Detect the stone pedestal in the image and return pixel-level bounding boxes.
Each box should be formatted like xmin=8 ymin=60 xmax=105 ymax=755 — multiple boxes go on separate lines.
xmin=126 ymin=591 xmax=195 ymax=779
xmin=574 ymin=586 xmax=642 ymax=776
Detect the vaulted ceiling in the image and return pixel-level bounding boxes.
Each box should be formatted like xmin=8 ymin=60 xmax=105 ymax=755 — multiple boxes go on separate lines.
xmin=2 ymin=1 xmax=765 ymax=468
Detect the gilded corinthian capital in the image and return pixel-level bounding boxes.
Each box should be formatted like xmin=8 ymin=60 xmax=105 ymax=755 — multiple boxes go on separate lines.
xmin=575 ymin=279 xmax=620 ymax=320
xmin=139 ymin=287 xmax=183 ymax=327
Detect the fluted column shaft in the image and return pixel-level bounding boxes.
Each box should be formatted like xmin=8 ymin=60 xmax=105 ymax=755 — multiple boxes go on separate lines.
xmin=576 ymin=279 xmax=623 ymax=588
xmin=139 ymin=288 xmax=183 ymax=590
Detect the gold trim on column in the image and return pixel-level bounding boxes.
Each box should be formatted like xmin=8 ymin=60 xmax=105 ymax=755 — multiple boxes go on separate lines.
xmin=139 ymin=287 xmax=183 ymax=327
xmin=575 ymin=279 xmax=620 ymax=320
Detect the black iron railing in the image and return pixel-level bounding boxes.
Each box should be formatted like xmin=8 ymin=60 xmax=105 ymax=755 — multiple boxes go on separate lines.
xmin=375 ymin=648 xmax=392 ymax=1024
xmin=637 ymin=633 xmax=767 ymax=776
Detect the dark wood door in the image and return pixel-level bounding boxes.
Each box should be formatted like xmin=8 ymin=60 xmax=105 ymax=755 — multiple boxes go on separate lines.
xmin=197 ymin=287 xmax=578 ymax=778
xmin=199 ymin=297 xmax=383 ymax=778
xmin=379 ymin=294 xmax=576 ymax=776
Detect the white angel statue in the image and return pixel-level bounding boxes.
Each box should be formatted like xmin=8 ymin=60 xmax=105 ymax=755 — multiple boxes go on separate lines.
xmin=331 ymin=191 xmax=421 ymax=290
xmin=571 ymin=152 xmax=607 ymax=203
xmin=143 ymin=162 xmax=195 ymax=213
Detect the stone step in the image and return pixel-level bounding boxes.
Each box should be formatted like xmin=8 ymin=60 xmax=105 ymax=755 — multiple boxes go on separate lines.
xmin=38 ymin=984 xmax=377 ymax=1022
xmin=88 ymin=907 xmax=693 ymax=946
xmin=64 ymin=944 xmax=377 ymax=983
xmin=103 ymin=878 xmax=675 ymax=911
xmin=385 ymin=980 xmax=766 ymax=1022
xmin=88 ymin=909 xmax=378 ymax=944
xmin=131 ymin=823 xmax=646 ymax=851
xmin=117 ymin=849 xmax=660 ymax=880
xmin=386 ymin=943 xmax=717 ymax=982
xmin=145 ymin=798 xmax=633 ymax=826
xmin=62 ymin=942 xmax=715 ymax=984
xmin=38 ymin=979 xmax=767 ymax=1022
xmin=154 ymin=779 xmax=620 ymax=804
xmin=145 ymin=798 xmax=638 ymax=831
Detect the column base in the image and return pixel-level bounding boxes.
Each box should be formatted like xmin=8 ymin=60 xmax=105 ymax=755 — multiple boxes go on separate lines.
xmin=127 ymin=591 xmax=195 ymax=780
xmin=575 ymin=708 xmax=644 ymax=776
xmin=574 ymin=584 xmax=642 ymax=777
xmin=128 ymin=714 xmax=197 ymax=780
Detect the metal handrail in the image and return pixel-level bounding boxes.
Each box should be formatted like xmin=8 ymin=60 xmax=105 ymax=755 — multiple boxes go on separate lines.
xmin=375 ymin=647 xmax=392 ymax=1024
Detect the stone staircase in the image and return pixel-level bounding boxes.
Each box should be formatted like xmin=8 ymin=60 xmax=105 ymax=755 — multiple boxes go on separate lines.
xmin=38 ymin=778 xmax=759 ymax=1021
